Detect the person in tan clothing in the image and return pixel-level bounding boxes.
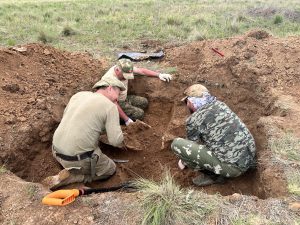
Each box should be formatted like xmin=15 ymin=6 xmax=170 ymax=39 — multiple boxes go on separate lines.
xmin=43 ymin=76 xmax=126 ymax=190
xmin=93 ymin=58 xmax=173 ymax=125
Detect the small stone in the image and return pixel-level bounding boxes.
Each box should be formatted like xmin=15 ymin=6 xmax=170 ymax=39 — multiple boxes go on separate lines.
xmin=44 ymin=83 xmax=50 ymax=89
xmin=87 ymin=216 xmax=93 ymax=221
xmin=5 ymin=115 xmax=16 ymax=125
xmin=2 ymin=84 xmax=20 ymax=93
xmin=36 ymin=98 xmax=47 ymax=110
xmin=228 ymin=193 xmax=242 ymax=202
xmin=44 ymin=49 xmax=51 ymax=55
xmin=289 ymin=202 xmax=300 ymax=211
xmin=18 ymin=116 xmax=27 ymax=122
xmin=28 ymin=97 xmax=35 ymax=104
xmin=12 ymin=46 xmax=27 ymax=52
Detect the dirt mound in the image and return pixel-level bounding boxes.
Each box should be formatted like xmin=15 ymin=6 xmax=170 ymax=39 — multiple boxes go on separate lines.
xmin=0 ymin=43 xmax=105 ymax=180
xmin=163 ymin=30 xmax=300 ymax=197
xmin=1 ymin=30 xmax=300 ymax=206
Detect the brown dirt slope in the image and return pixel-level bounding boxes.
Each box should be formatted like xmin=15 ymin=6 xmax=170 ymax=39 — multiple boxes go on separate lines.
xmin=0 ymin=44 xmax=105 ymax=180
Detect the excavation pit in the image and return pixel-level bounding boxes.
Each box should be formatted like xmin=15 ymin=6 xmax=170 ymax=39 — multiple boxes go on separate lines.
xmin=2 ymin=36 xmax=296 ymax=200
xmin=2 ymin=75 xmax=284 ymax=199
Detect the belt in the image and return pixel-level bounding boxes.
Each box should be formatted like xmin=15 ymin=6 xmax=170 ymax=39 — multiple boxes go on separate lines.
xmin=55 ymin=150 xmax=94 ymax=161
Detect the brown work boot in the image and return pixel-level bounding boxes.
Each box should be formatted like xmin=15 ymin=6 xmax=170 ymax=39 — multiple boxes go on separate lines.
xmin=42 ymin=169 xmax=70 ymax=191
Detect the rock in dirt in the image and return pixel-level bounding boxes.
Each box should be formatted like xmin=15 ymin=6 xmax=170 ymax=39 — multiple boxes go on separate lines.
xmin=2 ymin=83 xmax=20 ymax=93
xmin=226 ymin=193 xmax=242 ymax=202
xmin=12 ymin=46 xmax=27 ymax=52
xmin=289 ymin=202 xmax=300 ymax=211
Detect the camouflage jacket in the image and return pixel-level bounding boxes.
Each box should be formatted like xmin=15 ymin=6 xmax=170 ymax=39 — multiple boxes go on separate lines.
xmin=186 ymin=100 xmax=256 ymax=171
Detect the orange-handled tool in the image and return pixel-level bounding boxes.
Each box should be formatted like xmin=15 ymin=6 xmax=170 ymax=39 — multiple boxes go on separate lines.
xmin=42 ymin=181 xmax=136 ymax=206
xmin=42 ymin=189 xmax=80 ymax=206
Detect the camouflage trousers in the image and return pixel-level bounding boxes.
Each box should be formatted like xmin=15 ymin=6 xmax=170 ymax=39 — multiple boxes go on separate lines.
xmin=52 ymin=147 xmax=116 ymax=186
xmin=171 ymin=138 xmax=242 ymax=178
xmin=119 ymin=95 xmax=148 ymax=121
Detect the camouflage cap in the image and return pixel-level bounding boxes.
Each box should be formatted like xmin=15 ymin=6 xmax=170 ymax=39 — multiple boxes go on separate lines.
xmin=181 ymin=84 xmax=208 ymax=101
xmin=93 ymin=76 xmax=126 ymax=91
xmin=117 ymin=58 xmax=134 ymax=80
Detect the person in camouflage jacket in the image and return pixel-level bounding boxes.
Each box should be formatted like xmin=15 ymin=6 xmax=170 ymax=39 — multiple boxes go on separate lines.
xmin=171 ymin=84 xmax=256 ymax=187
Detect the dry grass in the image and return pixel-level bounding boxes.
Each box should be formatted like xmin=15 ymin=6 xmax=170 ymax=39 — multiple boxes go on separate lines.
xmin=134 ymin=170 xmax=217 ymax=225
xmin=0 ymin=164 xmax=7 ymax=174
xmin=287 ymin=169 xmax=300 ymax=196
xmin=268 ymin=131 xmax=300 ymax=196
xmin=269 ymin=132 xmax=300 ymax=161
xmin=26 ymin=184 xmax=38 ymax=200
xmin=218 ymin=195 xmax=299 ymax=225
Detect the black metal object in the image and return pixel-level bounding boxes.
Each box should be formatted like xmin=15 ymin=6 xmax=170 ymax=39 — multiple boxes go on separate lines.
xmin=118 ymin=50 xmax=164 ymax=61
xmin=79 ymin=181 xmax=138 ymax=195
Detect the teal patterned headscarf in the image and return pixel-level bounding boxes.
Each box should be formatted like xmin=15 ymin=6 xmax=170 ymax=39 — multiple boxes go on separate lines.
xmin=188 ymin=92 xmax=216 ymax=110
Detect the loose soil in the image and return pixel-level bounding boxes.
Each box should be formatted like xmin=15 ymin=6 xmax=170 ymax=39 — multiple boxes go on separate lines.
xmin=1 ymin=30 xmax=300 ymax=224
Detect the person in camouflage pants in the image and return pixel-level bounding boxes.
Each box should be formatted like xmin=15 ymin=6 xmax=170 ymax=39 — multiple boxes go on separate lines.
xmin=93 ymin=58 xmax=173 ymax=125
xmin=118 ymin=95 xmax=149 ymax=122
xmin=171 ymin=84 xmax=256 ymax=187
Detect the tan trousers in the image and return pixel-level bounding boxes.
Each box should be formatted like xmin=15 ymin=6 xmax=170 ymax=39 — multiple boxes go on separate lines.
xmin=52 ymin=147 xmax=116 ymax=186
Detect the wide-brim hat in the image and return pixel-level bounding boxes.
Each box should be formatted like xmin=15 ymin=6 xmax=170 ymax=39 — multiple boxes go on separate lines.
xmin=93 ymin=76 xmax=126 ymax=91
xmin=181 ymin=84 xmax=208 ymax=102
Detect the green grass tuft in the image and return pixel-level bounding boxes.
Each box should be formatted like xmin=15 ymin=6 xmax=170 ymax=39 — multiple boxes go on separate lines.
xmin=26 ymin=184 xmax=38 ymax=200
xmin=274 ymin=15 xmax=283 ymax=24
xmin=164 ymin=67 xmax=177 ymax=74
xmin=7 ymin=39 xmax=16 ymax=46
xmin=38 ymin=31 xmax=54 ymax=44
xmin=0 ymin=165 xmax=7 ymax=174
xmin=61 ymin=26 xmax=77 ymax=36
xmin=134 ymin=170 xmax=216 ymax=225
xmin=166 ymin=17 xmax=183 ymax=26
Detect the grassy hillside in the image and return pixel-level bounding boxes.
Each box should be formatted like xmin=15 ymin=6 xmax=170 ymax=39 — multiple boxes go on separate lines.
xmin=0 ymin=0 xmax=299 ymax=57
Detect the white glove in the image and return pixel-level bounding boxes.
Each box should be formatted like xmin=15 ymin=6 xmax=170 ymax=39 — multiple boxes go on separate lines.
xmin=158 ymin=73 xmax=172 ymax=82
xmin=178 ymin=159 xmax=186 ymax=170
xmin=125 ymin=118 xmax=134 ymax=126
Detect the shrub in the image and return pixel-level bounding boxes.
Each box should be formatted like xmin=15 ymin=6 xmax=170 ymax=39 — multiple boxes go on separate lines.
xmin=61 ymin=26 xmax=77 ymax=36
xmin=7 ymin=39 xmax=16 ymax=46
xmin=274 ymin=15 xmax=283 ymax=24
xmin=166 ymin=17 xmax=183 ymax=26
xmin=38 ymin=31 xmax=54 ymax=43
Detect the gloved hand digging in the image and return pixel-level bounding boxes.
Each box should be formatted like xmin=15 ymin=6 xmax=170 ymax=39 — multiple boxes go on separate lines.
xmin=125 ymin=118 xmax=134 ymax=126
xmin=158 ymin=73 xmax=172 ymax=82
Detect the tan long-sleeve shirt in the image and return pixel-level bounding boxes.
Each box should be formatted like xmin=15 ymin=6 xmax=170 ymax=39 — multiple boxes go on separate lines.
xmin=53 ymin=91 xmax=123 ymax=156
xmin=101 ymin=66 xmax=129 ymax=101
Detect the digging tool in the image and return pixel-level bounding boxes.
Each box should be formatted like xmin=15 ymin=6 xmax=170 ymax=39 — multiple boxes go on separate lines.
xmin=42 ymin=181 xmax=137 ymax=206
xmin=130 ymin=119 xmax=151 ymax=129
xmin=112 ymin=159 xmax=129 ymax=163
